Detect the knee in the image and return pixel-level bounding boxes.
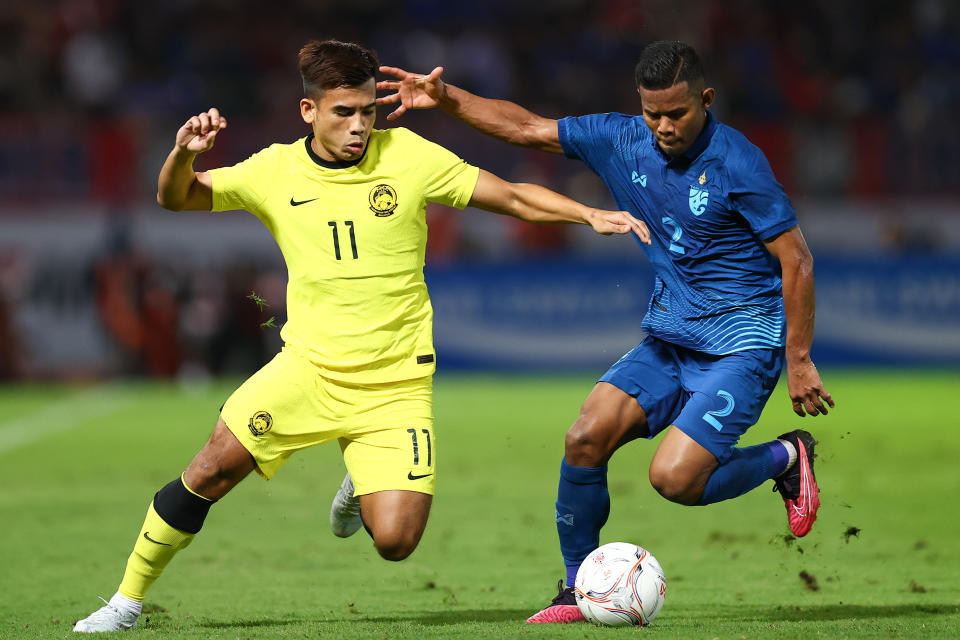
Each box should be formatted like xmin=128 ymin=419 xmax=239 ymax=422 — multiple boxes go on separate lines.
xmin=184 ymin=422 xmax=254 ymax=499
xmin=565 ymin=413 xmax=613 ymax=466
xmin=185 ymin=457 xmax=245 ymax=499
xmin=648 ymin=462 xmax=702 ymax=506
xmin=373 ymin=529 xmax=420 ymax=562
xmin=187 ymin=461 xmax=232 ymax=495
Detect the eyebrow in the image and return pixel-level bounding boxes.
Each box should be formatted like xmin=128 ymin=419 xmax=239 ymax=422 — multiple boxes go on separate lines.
xmin=644 ymin=107 xmax=687 ymax=117
xmin=333 ymin=101 xmax=377 ymax=111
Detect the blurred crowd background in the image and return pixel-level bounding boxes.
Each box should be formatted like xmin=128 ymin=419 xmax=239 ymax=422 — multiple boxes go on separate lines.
xmin=1 ymin=0 xmax=958 ymax=379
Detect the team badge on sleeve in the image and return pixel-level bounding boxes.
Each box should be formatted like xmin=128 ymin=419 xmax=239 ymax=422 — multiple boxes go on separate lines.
xmin=689 ymin=185 xmax=709 ymax=216
xmin=248 ymin=410 xmax=273 ymax=436
xmin=368 ymin=184 xmax=398 ymax=217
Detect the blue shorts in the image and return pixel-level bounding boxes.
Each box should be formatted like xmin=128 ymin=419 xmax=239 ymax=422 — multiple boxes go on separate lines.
xmin=599 ymin=336 xmax=784 ymax=463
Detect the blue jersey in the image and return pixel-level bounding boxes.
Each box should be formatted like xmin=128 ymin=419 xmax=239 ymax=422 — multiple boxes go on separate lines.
xmin=558 ymin=112 xmax=798 ymax=355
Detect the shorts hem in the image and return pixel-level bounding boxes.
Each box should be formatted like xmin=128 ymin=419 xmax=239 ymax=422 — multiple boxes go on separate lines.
xmin=671 ymin=420 xmax=732 ymax=464
xmin=221 ymin=414 xmax=282 ymax=480
xmin=352 ymin=479 xmax=435 ymax=497
xmin=597 ymin=376 xmax=663 ymax=441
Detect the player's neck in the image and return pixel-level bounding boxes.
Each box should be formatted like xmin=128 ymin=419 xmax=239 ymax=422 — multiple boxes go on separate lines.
xmin=305 ymin=134 xmax=366 ymax=169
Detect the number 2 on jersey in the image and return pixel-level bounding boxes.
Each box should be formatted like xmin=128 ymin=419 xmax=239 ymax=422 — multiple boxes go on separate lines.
xmin=327 ymin=220 xmax=358 ymax=260
xmin=661 ymin=216 xmax=685 ymax=255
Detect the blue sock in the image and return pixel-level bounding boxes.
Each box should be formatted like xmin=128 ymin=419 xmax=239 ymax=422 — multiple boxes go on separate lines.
xmin=768 ymin=439 xmax=790 ymax=473
xmin=556 ymin=458 xmax=609 ymax=587
xmin=696 ymin=441 xmax=789 ymax=506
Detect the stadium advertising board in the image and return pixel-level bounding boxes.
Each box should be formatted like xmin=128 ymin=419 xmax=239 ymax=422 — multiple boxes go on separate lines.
xmin=427 ymin=257 xmax=960 ymax=369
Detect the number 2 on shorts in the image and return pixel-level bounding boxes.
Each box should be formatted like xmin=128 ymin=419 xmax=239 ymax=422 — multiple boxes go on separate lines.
xmin=406 ymin=428 xmax=432 ymax=466
xmin=702 ymin=390 xmax=735 ymax=431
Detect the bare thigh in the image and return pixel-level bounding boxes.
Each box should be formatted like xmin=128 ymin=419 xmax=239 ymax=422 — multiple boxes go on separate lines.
xmin=648 ymin=426 xmax=719 ymax=505
xmin=565 ymin=382 xmax=651 ymax=467
xmin=359 ymin=490 xmax=432 ymax=561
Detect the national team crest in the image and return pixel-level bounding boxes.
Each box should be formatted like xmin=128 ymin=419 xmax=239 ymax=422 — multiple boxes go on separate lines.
xmin=248 ymin=410 xmax=273 ymax=436
xmin=689 ymin=186 xmax=709 ymax=216
xmin=368 ymin=184 xmax=398 ymax=217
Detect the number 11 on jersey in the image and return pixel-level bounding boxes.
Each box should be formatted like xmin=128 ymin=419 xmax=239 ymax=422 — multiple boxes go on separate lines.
xmin=327 ymin=220 xmax=359 ymax=260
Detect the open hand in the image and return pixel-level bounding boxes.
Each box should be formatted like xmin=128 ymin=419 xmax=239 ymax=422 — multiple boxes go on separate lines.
xmin=588 ymin=209 xmax=652 ymax=242
xmin=376 ymin=66 xmax=446 ymax=121
xmin=176 ymin=108 xmax=227 ymax=154
xmin=787 ymin=359 xmax=835 ymax=417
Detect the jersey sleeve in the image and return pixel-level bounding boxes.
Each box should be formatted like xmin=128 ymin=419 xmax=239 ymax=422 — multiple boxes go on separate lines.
xmin=407 ymin=132 xmax=480 ymax=210
xmin=557 ymin=113 xmax=623 ymax=173
xmin=207 ymin=147 xmax=274 ymax=214
xmin=728 ymin=146 xmax=798 ymax=240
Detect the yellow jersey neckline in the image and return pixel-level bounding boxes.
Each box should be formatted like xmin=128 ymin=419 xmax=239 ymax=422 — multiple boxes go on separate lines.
xmin=304 ymin=133 xmax=368 ymax=170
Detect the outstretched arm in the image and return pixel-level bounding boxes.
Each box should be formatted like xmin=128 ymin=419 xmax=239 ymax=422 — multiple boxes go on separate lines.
xmin=765 ymin=226 xmax=835 ymax=417
xmin=468 ymin=170 xmax=651 ymax=241
xmin=377 ymin=66 xmax=563 ymax=154
xmin=157 ymin=108 xmax=228 ymax=211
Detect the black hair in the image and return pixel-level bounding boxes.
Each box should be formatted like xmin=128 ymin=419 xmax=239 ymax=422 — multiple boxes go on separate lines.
xmin=299 ymin=40 xmax=379 ymax=98
xmin=634 ymin=40 xmax=705 ymax=91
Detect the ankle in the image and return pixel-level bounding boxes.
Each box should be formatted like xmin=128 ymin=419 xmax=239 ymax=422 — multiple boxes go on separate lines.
xmin=773 ymin=439 xmax=798 ymax=476
xmin=110 ymin=592 xmax=142 ymax=616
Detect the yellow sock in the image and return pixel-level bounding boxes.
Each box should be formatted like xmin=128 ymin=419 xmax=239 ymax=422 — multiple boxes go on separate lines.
xmin=117 ymin=502 xmax=195 ymax=601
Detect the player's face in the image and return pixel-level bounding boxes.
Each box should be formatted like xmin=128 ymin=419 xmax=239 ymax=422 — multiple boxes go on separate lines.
xmin=301 ymin=78 xmax=377 ymax=162
xmin=637 ymin=81 xmax=715 ymax=158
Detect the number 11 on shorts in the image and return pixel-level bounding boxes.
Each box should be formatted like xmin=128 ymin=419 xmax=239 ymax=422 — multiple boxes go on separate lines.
xmin=406 ymin=428 xmax=432 ymax=466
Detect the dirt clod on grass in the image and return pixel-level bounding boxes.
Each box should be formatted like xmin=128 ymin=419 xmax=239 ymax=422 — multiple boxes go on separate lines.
xmin=799 ymin=570 xmax=820 ymax=591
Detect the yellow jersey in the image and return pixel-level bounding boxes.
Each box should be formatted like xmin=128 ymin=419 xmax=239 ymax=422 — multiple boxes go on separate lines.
xmin=208 ymin=127 xmax=480 ymax=383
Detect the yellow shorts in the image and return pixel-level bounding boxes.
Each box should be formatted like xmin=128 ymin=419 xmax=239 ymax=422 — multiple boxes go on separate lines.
xmin=220 ymin=346 xmax=435 ymax=496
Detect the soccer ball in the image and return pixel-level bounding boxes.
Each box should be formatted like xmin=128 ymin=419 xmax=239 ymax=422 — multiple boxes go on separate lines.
xmin=574 ymin=542 xmax=666 ymax=627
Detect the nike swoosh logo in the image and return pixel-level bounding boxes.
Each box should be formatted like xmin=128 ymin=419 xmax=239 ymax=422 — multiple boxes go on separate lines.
xmin=407 ymin=471 xmax=433 ymax=480
xmin=143 ymin=531 xmax=172 ymax=546
xmin=290 ymin=197 xmax=318 ymax=207
xmin=792 ymin=442 xmax=811 ymax=516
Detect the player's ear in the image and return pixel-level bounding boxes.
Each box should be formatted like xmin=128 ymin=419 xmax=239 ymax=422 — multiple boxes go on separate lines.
xmin=701 ymin=87 xmax=715 ymax=110
xmin=300 ymin=98 xmax=316 ymax=124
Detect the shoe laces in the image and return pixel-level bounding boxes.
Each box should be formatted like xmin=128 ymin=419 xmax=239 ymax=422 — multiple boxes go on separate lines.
xmin=83 ymin=597 xmax=123 ymax=623
xmin=335 ymin=483 xmax=361 ymax=517
xmin=773 ymin=456 xmax=802 ymax=496
xmin=773 ymin=475 xmax=799 ymax=498
xmin=550 ymin=579 xmax=575 ymax=606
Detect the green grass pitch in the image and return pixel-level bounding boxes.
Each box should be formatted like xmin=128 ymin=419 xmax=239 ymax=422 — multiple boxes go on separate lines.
xmin=1 ymin=370 xmax=958 ymax=639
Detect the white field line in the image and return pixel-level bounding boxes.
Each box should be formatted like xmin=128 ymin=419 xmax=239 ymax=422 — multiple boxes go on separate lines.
xmin=0 ymin=386 xmax=134 ymax=456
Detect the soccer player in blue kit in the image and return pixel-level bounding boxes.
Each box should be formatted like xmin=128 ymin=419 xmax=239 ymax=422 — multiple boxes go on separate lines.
xmin=378 ymin=40 xmax=835 ymax=623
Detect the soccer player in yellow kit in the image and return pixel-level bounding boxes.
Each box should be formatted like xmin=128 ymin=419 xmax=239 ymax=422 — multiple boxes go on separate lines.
xmin=72 ymin=40 xmax=650 ymax=632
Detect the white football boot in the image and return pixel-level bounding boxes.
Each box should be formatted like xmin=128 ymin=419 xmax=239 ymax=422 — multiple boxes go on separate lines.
xmin=330 ymin=472 xmax=363 ymax=538
xmin=73 ymin=596 xmax=139 ymax=632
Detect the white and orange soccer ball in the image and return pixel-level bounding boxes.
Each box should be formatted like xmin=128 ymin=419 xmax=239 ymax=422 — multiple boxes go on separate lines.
xmin=574 ymin=542 xmax=667 ymax=627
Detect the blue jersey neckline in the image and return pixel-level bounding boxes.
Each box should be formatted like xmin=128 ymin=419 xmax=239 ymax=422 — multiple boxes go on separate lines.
xmin=650 ymin=111 xmax=718 ymax=167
